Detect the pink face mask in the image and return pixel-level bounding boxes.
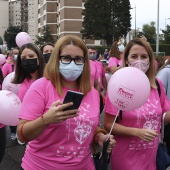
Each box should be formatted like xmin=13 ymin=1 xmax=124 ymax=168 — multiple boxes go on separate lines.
xmin=128 ymin=60 xmax=150 ymax=73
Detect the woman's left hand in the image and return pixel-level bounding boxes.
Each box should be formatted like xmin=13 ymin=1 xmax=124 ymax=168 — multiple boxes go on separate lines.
xmin=98 ymin=134 xmax=116 ymax=153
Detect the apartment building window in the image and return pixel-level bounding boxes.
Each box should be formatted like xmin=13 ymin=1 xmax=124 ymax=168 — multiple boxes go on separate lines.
xmin=43 ymin=4 xmax=46 ymax=10
xmin=43 ymin=15 xmax=46 ymax=21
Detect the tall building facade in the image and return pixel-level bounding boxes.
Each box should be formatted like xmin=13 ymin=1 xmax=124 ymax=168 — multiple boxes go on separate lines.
xmin=0 ymin=0 xmax=9 ymax=43
xmin=37 ymin=0 xmax=93 ymax=43
xmin=28 ymin=0 xmax=38 ymax=42
xmin=7 ymin=0 xmax=98 ymax=45
xmin=9 ymin=0 xmax=21 ymax=27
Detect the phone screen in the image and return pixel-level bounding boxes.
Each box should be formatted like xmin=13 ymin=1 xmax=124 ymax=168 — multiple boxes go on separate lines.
xmin=63 ymin=90 xmax=84 ymax=111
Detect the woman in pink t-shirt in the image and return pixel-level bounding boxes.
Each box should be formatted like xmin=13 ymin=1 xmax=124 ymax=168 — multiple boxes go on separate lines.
xmin=16 ymin=35 xmax=115 ymax=170
xmin=2 ymin=48 xmax=19 ymax=77
xmin=12 ymin=43 xmax=45 ymax=102
xmin=104 ymin=38 xmax=170 ymax=170
xmin=108 ymin=41 xmax=124 ymax=74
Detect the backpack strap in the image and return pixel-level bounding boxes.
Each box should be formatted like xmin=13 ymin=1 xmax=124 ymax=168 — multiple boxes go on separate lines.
xmin=155 ymin=79 xmax=161 ymax=97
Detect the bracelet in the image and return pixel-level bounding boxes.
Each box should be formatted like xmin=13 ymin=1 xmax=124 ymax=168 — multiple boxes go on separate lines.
xmin=92 ymin=127 xmax=108 ymax=153
xmin=41 ymin=115 xmax=47 ymax=126
xmin=20 ymin=122 xmax=29 ymax=142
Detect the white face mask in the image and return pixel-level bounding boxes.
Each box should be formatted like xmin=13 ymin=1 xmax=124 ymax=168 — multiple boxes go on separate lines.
xmin=59 ymin=61 xmax=84 ymax=81
xmin=128 ymin=60 xmax=150 ymax=73
xmin=13 ymin=54 xmax=18 ymax=61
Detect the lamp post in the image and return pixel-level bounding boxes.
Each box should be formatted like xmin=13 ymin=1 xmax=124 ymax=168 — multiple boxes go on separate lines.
xmin=156 ymin=0 xmax=159 ymax=54
xmin=165 ymin=18 xmax=170 ymax=30
xmin=131 ymin=5 xmax=136 ymax=38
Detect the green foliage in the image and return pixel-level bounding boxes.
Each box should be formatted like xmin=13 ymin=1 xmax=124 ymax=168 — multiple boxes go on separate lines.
xmin=82 ymin=0 xmax=131 ymax=46
xmin=35 ymin=25 xmax=54 ymax=45
xmin=4 ymin=25 xmax=23 ymax=49
xmin=142 ymin=22 xmax=156 ymax=44
xmin=162 ymin=25 xmax=170 ymax=44
xmin=150 ymin=44 xmax=170 ymax=56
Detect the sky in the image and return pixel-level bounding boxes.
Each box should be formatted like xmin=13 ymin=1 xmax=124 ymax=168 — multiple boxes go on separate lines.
xmin=129 ymin=0 xmax=170 ymax=33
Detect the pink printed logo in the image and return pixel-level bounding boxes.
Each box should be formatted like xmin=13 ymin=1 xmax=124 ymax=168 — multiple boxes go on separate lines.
xmin=115 ymin=99 xmax=128 ymax=109
xmin=117 ymin=85 xmax=135 ymax=100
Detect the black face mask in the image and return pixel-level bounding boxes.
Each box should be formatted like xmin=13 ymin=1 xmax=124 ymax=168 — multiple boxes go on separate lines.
xmin=43 ymin=53 xmax=51 ymax=63
xmin=21 ymin=58 xmax=39 ymax=73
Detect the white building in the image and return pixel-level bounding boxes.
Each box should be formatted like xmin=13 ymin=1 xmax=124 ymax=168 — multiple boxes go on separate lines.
xmin=0 ymin=0 xmax=9 ymax=43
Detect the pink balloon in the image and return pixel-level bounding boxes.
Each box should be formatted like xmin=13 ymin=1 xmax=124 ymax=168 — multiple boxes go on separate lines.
xmin=0 ymin=54 xmax=6 ymax=65
xmin=2 ymin=72 xmax=21 ymax=94
xmin=0 ymin=90 xmax=21 ymax=125
xmin=108 ymin=67 xmax=150 ymax=111
xmin=15 ymin=32 xmax=31 ymax=47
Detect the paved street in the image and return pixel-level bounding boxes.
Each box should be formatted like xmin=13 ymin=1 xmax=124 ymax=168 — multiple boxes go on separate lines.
xmin=0 ymin=126 xmax=26 ymax=170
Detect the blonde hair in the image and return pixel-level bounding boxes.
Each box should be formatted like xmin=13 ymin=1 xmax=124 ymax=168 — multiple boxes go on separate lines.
xmin=44 ymin=35 xmax=91 ymax=96
xmin=122 ymin=38 xmax=156 ymax=88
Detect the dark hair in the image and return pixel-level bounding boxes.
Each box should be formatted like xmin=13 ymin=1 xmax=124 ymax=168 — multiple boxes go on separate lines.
xmin=40 ymin=42 xmax=54 ymax=54
xmin=12 ymin=43 xmax=45 ymax=84
xmin=87 ymin=46 xmax=97 ymax=51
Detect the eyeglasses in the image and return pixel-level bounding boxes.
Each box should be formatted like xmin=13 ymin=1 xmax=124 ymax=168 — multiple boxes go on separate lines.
xmin=60 ymin=55 xmax=85 ymax=65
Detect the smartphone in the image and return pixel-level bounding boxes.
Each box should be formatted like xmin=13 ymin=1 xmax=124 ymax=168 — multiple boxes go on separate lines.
xmin=63 ymin=90 xmax=84 ymax=111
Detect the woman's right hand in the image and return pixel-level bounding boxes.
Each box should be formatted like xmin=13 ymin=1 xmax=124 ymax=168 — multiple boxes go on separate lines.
xmin=136 ymin=128 xmax=158 ymax=142
xmin=43 ymin=100 xmax=79 ymax=125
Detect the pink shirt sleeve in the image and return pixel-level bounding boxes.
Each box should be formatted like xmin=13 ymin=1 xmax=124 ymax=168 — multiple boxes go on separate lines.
xmin=2 ymin=63 xmax=13 ymax=77
xmin=108 ymin=57 xmax=122 ymax=69
xmin=18 ymin=79 xmax=34 ymax=102
xmin=19 ymin=80 xmax=46 ymax=120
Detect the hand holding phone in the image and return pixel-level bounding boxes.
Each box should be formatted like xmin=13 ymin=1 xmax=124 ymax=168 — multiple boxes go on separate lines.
xmin=63 ymin=90 xmax=84 ymax=111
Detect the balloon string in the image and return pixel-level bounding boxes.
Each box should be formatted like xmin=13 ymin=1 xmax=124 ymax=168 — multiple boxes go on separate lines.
xmin=107 ymin=110 xmax=120 ymax=140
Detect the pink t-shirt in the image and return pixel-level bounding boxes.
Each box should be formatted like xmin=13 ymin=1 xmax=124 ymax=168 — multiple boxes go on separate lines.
xmin=104 ymin=79 xmax=170 ymax=170
xmin=18 ymin=78 xmax=35 ymax=102
xmin=19 ymin=77 xmax=100 ymax=170
xmin=2 ymin=62 xmax=15 ymax=77
xmin=108 ymin=57 xmax=122 ymax=69
xmin=89 ymin=60 xmax=98 ymax=86
xmin=95 ymin=61 xmax=105 ymax=91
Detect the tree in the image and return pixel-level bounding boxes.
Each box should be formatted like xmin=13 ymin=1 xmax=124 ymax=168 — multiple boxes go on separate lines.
xmin=142 ymin=21 xmax=156 ymax=44
xmin=81 ymin=0 xmax=131 ymax=46
xmin=162 ymin=25 xmax=170 ymax=44
xmin=35 ymin=25 xmax=54 ymax=46
xmin=4 ymin=25 xmax=23 ymax=49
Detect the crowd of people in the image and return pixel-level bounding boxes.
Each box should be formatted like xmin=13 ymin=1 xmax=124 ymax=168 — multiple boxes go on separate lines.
xmin=0 ymin=34 xmax=170 ymax=170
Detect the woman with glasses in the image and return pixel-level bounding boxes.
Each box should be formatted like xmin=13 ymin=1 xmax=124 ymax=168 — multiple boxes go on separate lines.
xmin=16 ymin=35 xmax=115 ymax=170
